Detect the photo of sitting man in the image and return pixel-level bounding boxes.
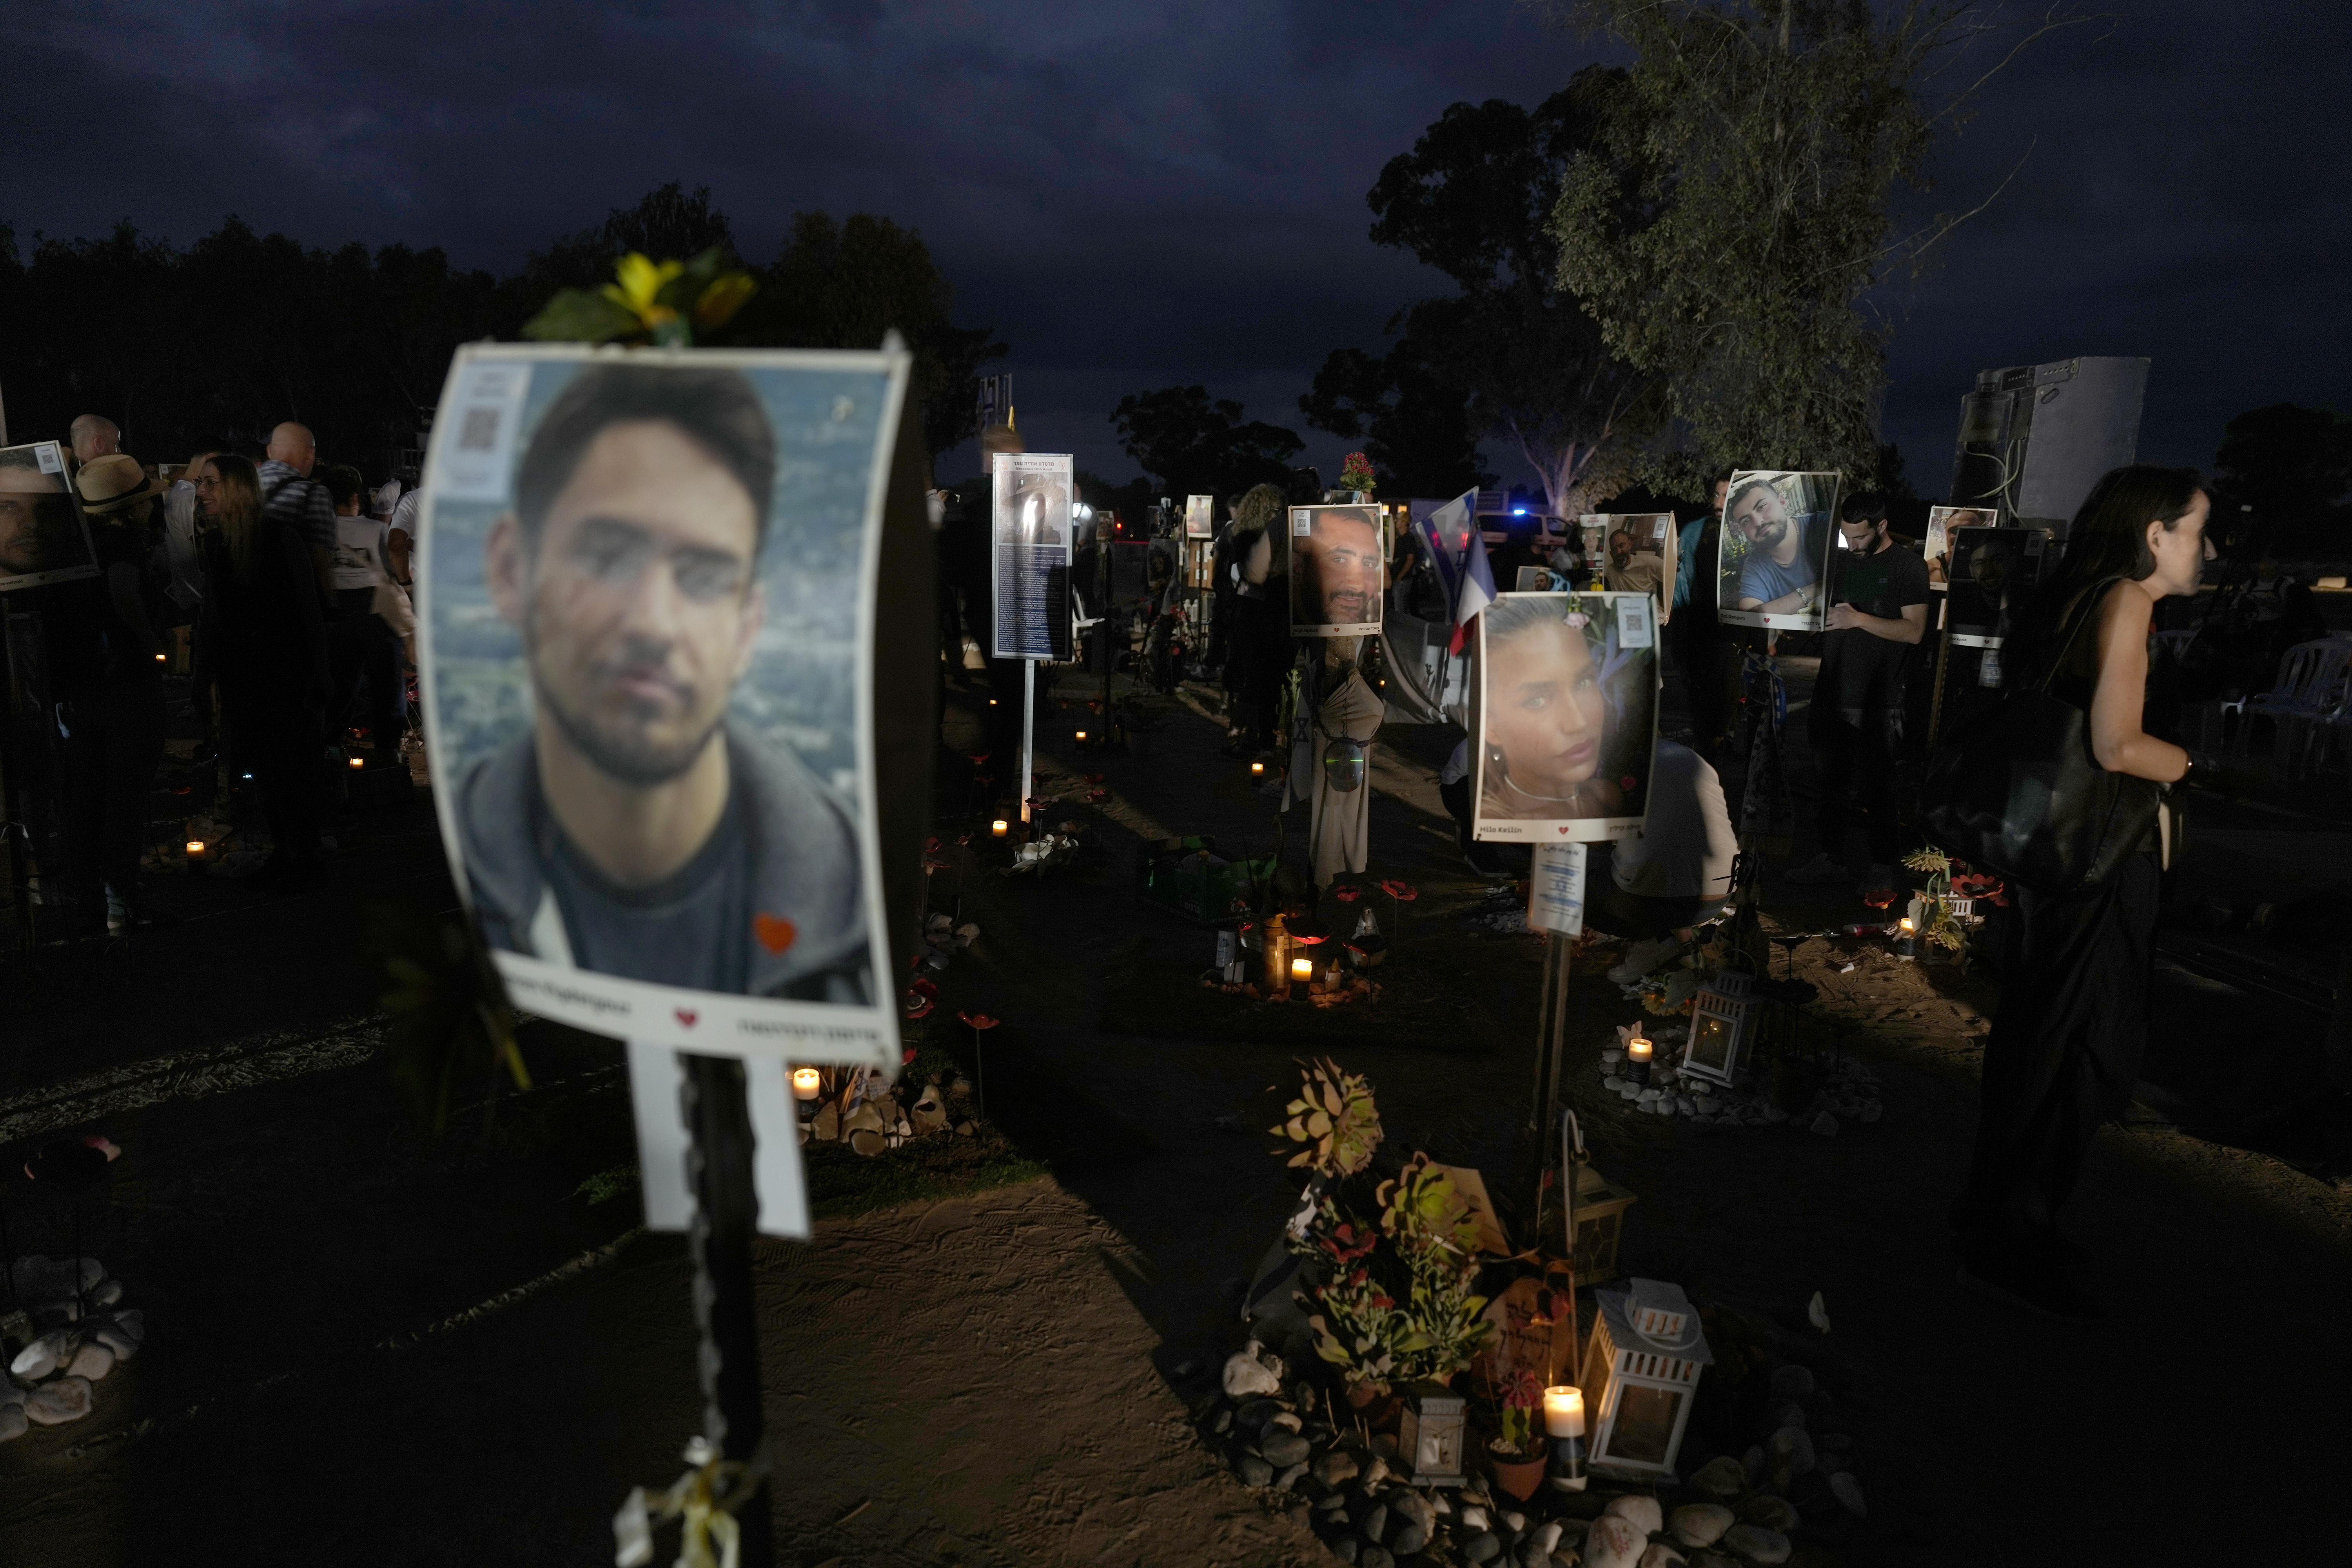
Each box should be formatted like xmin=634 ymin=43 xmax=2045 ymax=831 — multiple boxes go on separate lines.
xmin=1725 ymin=475 xmax=1829 ymax=617
xmin=454 ymin=363 xmax=873 ymax=1004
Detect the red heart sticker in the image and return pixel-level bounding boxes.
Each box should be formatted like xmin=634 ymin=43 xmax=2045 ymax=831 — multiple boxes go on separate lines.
xmin=754 ymin=913 xmax=798 ymax=955
xmin=1558 ymin=826 xmax=1572 ymax=834
xmin=675 ymin=1009 xmax=699 ymax=1029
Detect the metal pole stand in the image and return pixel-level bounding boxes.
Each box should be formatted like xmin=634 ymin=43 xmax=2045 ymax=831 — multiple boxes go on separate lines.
xmin=681 ymin=1054 xmax=775 ymax=1568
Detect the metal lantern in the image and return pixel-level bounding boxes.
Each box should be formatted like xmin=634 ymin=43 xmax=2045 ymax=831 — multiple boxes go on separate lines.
xmin=1396 ymin=1381 xmax=1469 ymax=1486
xmin=1679 ymin=969 xmax=1762 ymax=1089
xmin=1563 ymin=1159 xmax=1639 ymax=1286
xmin=1576 ymin=1279 xmax=1712 ymax=1481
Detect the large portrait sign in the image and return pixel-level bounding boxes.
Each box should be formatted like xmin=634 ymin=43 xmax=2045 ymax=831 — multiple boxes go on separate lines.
xmin=1472 ymin=590 xmax=1659 ymax=843
xmin=1715 ymin=471 xmax=1841 ymax=631
xmin=416 ymin=343 xmax=908 ymax=1067
xmin=0 ymin=441 xmax=99 ymax=592
xmin=991 ymin=452 xmax=1073 ymax=660
xmin=1289 ymin=502 xmax=1385 ymax=637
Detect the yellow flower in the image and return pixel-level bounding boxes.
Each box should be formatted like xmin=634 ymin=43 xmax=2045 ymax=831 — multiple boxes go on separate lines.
xmin=601 ymin=252 xmax=684 ymax=329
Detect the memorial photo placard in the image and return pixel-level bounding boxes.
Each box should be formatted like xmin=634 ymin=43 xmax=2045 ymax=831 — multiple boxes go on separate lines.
xmin=1472 ymin=590 xmax=1659 ymax=844
xmin=0 ymin=441 xmax=99 ymax=592
xmin=1715 ymin=471 xmax=1840 ymax=631
xmin=991 ymin=452 xmax=1074 ymax=661
xmin=1289 ymin=502 xmax=1385 ymax=637
xmin=415 ymin=343 xmax=908 ymax=1067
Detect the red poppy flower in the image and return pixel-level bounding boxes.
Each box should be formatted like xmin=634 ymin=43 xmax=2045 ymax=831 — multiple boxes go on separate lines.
xmin=903 ymin=1047 xmax=918 ymax=1065
xmin=956 ymin=833 xmax=973 ymax=846
xmin=1378 ymin=880 xmax=1419 ymax=902
xmin=1370 ymin=1294 xmax=1395 ymax=1311
xmin=925 ymin=835 xmax=942 ymax=853
xmin=1087 ymin=788 xmax=1110 ymax=802
xmin=1332 ymin=885 xmax=1361 ymax=902
xmin=908 ymin=976 xmax=938 ymax=998
xmin=967 ymin=753 xmax=991 ymax=765
xmin=904 ymin=996 xmax=935 ymax=1020
xmin=1861 ymin=889 xmax=1895 ymax=909
xmin=960 ymin=1011 xmax=1000 ymax=1030
xmin=924 ymin=857 xmax=951 ymax=872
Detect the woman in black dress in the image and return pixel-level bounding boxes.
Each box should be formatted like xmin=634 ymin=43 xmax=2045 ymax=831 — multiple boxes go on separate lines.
xmin=1951 ymin=465 xmax=2214 ymax=1321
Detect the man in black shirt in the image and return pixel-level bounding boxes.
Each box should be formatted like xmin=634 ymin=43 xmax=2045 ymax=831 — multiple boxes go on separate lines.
xmin=454 ymin=364 xmax=872 ymax=1004
xmin=1788 ymin=492 xmax=1929 ymax=896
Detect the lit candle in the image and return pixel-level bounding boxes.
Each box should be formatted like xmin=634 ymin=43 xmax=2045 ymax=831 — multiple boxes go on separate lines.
xmin=1291 ymin=956 xmax=1314 ymax=983
xmin=1542 ymin=1386 xmax=1586 ymax=1438
xmin=1250 ymin=760 xmax=1265 ymax=776
xmin=185 ymin=840 xmax=205 ymax=857
xmin=348 ymin=756 xmax=365 ymax=769
xmin=1627 ymin=1034 xmax=1653 ymax=1087
xmin=991 ymin=818 xmax=1009 ymax=838
xmin=1076 ymin=729 xmax=1088 ymax=741
xmin=154 ymin=652 xmax=166 ymax=662
xmin=791 ymin=1067 xmax=822 ymax=1102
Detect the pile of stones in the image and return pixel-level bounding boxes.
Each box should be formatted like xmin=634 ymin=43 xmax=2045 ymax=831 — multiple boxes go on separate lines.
xmin=1201 ymin=1336 xmax=1880 ymax=1566
xmin=2 ymin=1254 xmax=145 ymax=1441
xmin=1595 ymin=1026 xmax=1883 ymax=1134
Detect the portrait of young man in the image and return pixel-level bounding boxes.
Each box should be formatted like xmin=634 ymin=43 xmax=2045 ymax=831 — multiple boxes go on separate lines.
xmin=450 ymin=363 xmax=874 ymax=1005
xmin=1717 ymin=472 xmax=1836 ymax=626
xmin=1291 ymin=503 xmax=1383 ymax=633
xmin=0 ymin=444 xmax=98 ymax=587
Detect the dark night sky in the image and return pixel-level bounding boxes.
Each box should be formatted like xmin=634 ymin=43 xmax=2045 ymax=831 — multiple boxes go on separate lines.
xmin=8 ymin=1 xmax=2347 ymax=498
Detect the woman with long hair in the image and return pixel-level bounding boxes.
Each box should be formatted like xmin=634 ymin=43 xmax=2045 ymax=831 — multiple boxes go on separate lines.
xmin=1476 ymin=593 xmax=1630 ymax=823
xmin=1950 ymin=465 xmax=2213 ymax=1321
xmin=194 ymin=453 xmax=331 ymax=884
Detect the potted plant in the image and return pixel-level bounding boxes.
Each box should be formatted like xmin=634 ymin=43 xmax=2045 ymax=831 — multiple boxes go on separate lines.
xmin=1487 ymin=1370 xmax=1548 ymax=1501
xmin=1270 ymin=1065 xmax=1494 ymax=1411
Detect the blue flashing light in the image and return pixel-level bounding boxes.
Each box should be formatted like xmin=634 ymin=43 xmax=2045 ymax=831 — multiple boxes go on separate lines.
xmin=1512 ymin=507 xmax=1528 ymax=515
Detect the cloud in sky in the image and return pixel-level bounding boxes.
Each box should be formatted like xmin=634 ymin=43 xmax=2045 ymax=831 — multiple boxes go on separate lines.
xmin=5 ymin=0 xmax=2345 ymax=495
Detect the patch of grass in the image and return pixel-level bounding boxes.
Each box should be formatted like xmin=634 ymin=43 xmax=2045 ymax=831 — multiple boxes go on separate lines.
xmin=802 ymin=1126 xmax=1048 ymax=1221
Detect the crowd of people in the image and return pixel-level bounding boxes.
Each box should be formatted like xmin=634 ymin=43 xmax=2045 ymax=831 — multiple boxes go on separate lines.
xmin=5 ymin=414 xmax=417 ymax=934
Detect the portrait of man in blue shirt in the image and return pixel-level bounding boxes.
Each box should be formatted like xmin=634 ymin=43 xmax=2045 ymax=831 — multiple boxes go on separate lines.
xmin=1725 ymin=474 xmax=1831 ymax=618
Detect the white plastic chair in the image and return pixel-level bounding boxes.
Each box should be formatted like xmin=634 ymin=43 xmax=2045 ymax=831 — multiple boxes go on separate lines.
xmin=2244 ymin=640 xmax=2352 ymax=775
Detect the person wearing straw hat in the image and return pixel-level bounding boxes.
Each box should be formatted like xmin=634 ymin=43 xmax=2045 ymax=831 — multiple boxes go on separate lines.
xmin=63 ymin=453 xmax=178 ymax=930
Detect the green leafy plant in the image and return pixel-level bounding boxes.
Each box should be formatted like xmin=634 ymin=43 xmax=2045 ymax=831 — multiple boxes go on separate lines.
xmin=523 ymin=248 xmax=758 ymax=347
xmin=1271 ymin=1057 xmax=1384 ymax=1178
xmin=1339 ymin=451 xmax=1379 ymax=493
xmin=1275 ymin=1073 xmax=1491 ymax=1394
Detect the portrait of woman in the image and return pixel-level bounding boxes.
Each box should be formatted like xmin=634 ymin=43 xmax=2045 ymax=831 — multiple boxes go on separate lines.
xmin=1473 ymin=591 xmax=1657 ymax=840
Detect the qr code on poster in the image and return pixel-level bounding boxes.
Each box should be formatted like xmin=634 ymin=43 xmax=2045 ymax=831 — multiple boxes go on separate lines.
xmin=458 ymin=407 xmax=503 ymax=451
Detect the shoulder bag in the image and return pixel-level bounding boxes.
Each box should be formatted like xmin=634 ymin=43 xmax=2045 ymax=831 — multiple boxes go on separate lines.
xmin=1920 ymin=577 xmax=2161 ymax=896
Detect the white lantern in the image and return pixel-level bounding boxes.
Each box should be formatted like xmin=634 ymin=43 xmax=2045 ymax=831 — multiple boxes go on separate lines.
xmin=1577 ymin=1278 xmax=1712 ymax=1481
xmin=1679 ymin=969 xmax=1761 ymax=1089
xmin=1396 ymin=1381 xmax=1469 ymax=1486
